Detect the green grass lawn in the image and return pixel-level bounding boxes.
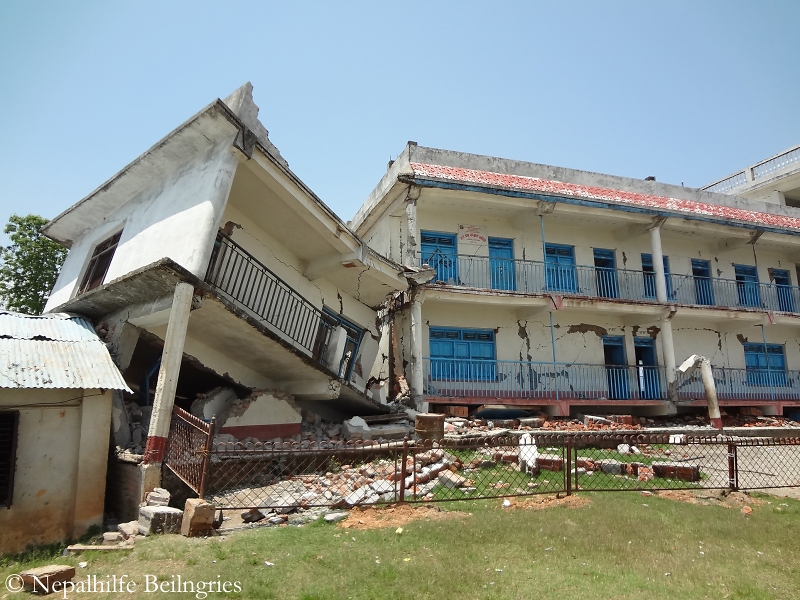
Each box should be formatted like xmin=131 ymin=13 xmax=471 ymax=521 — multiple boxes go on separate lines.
xmin=3 ymin=491 xmax=799 ymax=600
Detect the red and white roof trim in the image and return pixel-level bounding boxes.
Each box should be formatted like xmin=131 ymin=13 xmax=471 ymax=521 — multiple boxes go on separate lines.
xmin=410 ymin=163 xmax=800 ymax=232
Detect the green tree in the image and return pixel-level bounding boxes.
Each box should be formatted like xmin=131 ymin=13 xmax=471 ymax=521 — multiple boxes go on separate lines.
xmin=0 ymin=214 xmax=67 ymax=314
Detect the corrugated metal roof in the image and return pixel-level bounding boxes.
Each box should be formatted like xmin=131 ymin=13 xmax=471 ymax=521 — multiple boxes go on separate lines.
xmin=0 ymin=311 xmax=130 ymax=391
xmin=411 ymin=163 xmax=800 ymax=232
xmin=0 ymin=311 xmax=98 ymax=342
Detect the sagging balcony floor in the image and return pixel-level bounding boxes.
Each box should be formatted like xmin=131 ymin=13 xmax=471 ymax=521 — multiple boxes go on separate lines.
xmin=53 ymin=258 xmax=387 ymax=415
xmin=418 ymin=253 xmax=800 ymax=317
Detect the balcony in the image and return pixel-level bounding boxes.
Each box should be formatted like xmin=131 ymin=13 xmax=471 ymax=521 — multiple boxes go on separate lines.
xmin=423 ymin=358 xmax=667 ymax=401
xmin=676 ymin=367 xmax=800 ymax=402
xmin=205 ymin=233 xmax=334 ymax=363
xmin=423 ymin=359 xmax=800 ymax=403
xmin=419 ymin=253 xmax=800 ymax=314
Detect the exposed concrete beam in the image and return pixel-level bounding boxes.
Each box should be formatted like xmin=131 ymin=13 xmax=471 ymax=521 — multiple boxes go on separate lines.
xmin=304 ymin=251 xmax=362 ymax=280
xmin=613 ymin=217 xmax=667 ymax=241
xmin=511 ymin=201 xmax=557 ymax=230
xmin=276 ymin=379 xmax=341 ymax=400
xmin=711 ymin=229 xmax=764 ymax=254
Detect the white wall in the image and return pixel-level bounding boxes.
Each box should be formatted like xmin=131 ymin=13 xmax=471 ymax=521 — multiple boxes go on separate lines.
xmin=45 ymin=142 xmax=238 ymax=312
xmin=219 ymin=203 xmax=382 ymax=391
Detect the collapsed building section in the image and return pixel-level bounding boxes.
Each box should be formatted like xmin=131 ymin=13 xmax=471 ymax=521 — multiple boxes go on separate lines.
xmin=42 ymin=84 xmax=411 ymax=518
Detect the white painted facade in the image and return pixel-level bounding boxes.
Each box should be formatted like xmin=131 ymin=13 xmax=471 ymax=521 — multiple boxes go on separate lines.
xmin=352 ymin=143 xmax=800 ymax=416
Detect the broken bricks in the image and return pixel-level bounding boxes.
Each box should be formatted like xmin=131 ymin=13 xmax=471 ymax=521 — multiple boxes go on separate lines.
xmin=182 ymin=498 xmax=216 ymax=537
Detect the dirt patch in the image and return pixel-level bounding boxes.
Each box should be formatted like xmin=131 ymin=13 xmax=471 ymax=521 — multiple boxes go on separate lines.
xmin=512 ymin=494 xmax=590 ymax=510
xmin=339 ymin=504 xmax=471 ymax=530
xmin=656 ymin=489 xmax=765 ymax=509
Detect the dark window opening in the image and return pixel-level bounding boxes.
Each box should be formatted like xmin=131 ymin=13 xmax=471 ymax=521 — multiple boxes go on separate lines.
xmin=0 ymin=411 xmax=19 ymax=508
xmin=78 ymin=231 xmax=122 ymax=295
xmin=319 ymin=309 xmax=364 ymax=380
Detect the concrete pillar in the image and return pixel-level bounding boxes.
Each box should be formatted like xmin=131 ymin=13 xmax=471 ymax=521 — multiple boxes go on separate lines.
xmin=649 ymin=226 xmax=668 ymax=304
xmin=660 ymin=315 xmax=677 ymax=401
xmin=649 ymin=226 xmax=677 ymax=401
xmin=405 ymin=198 xmax=418 ymax=267
xmin=142 ymin=282 xmax=194 ymax=469
xmin=409 ymin=292 xmax=425 ymax=411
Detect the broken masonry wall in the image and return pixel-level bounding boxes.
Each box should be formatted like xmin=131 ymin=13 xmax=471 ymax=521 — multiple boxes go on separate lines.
xmin=45 ymin=139 xmax=238 ymax=312
xmin=0 ymin=389 xmax=112 ymax=555
xmin=216 ymin=391 xmax=302 ymax=441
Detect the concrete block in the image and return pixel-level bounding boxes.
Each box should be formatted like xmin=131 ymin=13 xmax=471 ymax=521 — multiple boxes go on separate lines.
xmin=20 ymin=565 xmax=75 ymax=592
xmin=437 ymin=470 xmax=467 ymax=489
xmin=138 ymin=506 xmax=183 ymax=535
xmin=324 ymin=511 xmax=349 ymax=523
xmin=145 ymin=487 xmax=171 ymax=507
xmin=241 ymin=508 xmax=266 ymax=523
xmin=118 ymin=521 xmax=140 ymax=539
xmin=599 ymin=459 xmax=623 ymax=475
xmin=102 ymin=532 xmax=123 ymax=545
xmin=182 ymin=498 xmax=216 ymax=537
xmin=342 ymin=416 xmax=371 ymax=440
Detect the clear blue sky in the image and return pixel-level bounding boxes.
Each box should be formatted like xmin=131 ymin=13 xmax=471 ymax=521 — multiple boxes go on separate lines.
xmin=1 ymin=1 xmax=798 ymax=246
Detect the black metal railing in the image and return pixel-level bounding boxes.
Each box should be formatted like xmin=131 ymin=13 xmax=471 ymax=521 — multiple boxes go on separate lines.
xmin=205 ymin=233 xmax=328 ymax=359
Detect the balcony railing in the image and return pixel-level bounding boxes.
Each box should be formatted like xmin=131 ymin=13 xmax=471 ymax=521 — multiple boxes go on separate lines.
xmin=424 ymin=359 xmax=800 ymax=402
xmin=423 ymin=358 xmax=667 ymax=400
xmin=419 ymin=253 xmax=800 ymax=313
xmin=205 ymin=233 xmax=330 ymax=360
xmin=676 ymin=367 xmax=800 ymax=402
xmin=703 ymin=144 xmax=800 ymax=193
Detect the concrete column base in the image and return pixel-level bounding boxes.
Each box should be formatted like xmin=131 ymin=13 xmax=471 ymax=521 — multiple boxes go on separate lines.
xmin=139 ymin=463 xmax=163 ymax=503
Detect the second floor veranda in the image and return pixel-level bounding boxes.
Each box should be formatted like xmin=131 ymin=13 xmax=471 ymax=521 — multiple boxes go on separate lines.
xmin=417 ymin=253 xmax=800 ymax=315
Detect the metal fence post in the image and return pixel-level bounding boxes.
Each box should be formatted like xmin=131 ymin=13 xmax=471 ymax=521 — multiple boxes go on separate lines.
xmin=399 ymin=437 xmax=408 ymax=504
xmin=573 ymin=443 xmax=579 ymax=492
xmin=198 ymin=417 xmax=216 ymax=500
xmin=727 ymin=442 xmax=738 ymax=491
xmin=565 ymin=439 xmax=572 ymax=496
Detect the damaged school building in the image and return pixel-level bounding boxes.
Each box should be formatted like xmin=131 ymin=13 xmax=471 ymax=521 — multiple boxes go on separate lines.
xmin=11 ymin=83 xmax=800 ymax=523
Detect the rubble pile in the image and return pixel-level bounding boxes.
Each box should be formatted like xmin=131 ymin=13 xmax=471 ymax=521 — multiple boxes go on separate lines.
xmin=440 ymin=411 xmax=800 ymax=437
xmin=211 ymin=448 xmax=469 ymax=508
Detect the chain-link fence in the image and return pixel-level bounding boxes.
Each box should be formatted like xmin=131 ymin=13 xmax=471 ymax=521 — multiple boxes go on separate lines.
xmin=181 ymin=433 xmax=800 ymax=511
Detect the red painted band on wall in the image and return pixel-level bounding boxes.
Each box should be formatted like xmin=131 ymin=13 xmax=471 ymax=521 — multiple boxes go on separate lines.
xmin=219 ymin=423 xmax=301 ymax=441
xmin=143 ymin=435 xmax=168 ymax=464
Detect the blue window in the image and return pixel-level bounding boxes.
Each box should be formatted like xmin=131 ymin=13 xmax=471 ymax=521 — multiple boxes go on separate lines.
xmin=602 ymin=335 xmax=629 ymax=399
xmin=545 ymin=244 xmax=576 ymax=293
xmin=429 ymin=327 xmax=495 ymax=380
xmin=744 ymin=343 xmax=786 ymax=387
xmin=642 ymin=253 xmax=672 ymax=299
xmin=593 ymin=249 xmax=619 ymax=299
xmin=692 ymin=259 xmax=714 ymax=306
xmin=489 ymin=237 xmax=515 ymax=291
xmin=634 ymin=337 xmax=661 ymax=399
xmin=420 ymin=231 xmax=457 ymax=284
xmin=734 ymin=265 xmax=761 ymax=308
xmin=772 ymin=268 xmax=794 ymax=312
xmin=322 ymin=308 xmax=363 ymax=380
